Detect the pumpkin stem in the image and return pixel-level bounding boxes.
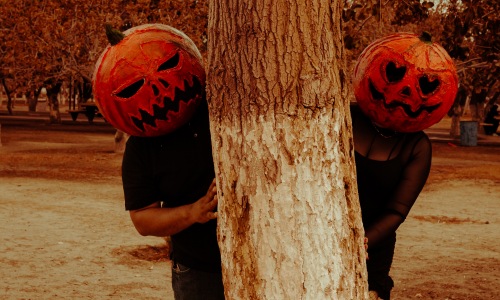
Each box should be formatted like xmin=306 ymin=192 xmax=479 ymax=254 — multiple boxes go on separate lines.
xmin=105 ymin=24 xmax=125 ymax=46
xmin=419 ymin=31 xmax=433 ymax=43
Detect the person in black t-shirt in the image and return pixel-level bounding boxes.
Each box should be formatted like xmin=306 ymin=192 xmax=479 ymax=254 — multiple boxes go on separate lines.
xmin=122 ymin=100 xmax=224 ymax=300
xmin=351 ymin=104 xmax=432 ymax=300
xmin=91 ymin=23 xmax=223 ymax=299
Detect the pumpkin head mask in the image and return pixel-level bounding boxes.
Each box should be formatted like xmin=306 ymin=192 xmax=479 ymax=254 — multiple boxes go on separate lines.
xmin=92 ymin=24 xmax=205 ymax=137
xmin=352 ymin=32 xmax=458 ymax=132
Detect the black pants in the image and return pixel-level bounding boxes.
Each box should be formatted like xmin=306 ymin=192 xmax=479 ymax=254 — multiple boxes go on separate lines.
xmin=171 ymin=261 xmax=225 ymax=300
xmin=366 ymin=235 xmax=396 ymax=300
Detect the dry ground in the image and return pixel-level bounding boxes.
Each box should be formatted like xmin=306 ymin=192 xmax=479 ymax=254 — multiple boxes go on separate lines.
xmin=0 ymin=122 xmax=498 ymax=299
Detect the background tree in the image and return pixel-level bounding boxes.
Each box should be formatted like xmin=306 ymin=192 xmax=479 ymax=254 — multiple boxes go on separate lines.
xmin=2 ymin=0 xmax=497 ymax=125
xmin=0 ymin=0 xmax=26 ymax=115
xmin=342 ymin=0 xmax=437 ymax=94
xmin=207 ymin=0 xmax=367 ymax=298
xmin=438 ymin=0 xmax=499 ymax=121
xmin=0 ymin=0 xmax=208 ymax=122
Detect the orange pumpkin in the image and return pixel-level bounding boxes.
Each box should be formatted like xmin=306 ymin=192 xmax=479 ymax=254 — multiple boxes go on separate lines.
xmin=352 ymin=32 xmax=458 ymax=132
xmin=92 ymin=24 xmax=205 ymax=137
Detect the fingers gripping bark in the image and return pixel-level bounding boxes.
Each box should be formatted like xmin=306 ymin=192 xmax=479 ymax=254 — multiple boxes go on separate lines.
xmin=190 ymin=179 xmax=218 ymax=224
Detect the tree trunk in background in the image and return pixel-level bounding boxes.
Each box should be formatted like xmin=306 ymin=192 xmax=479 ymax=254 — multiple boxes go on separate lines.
xmin=46 ymin=82 xmax=62 ymax=124
xmin=207 ymin=0 xmax=367 ymax=299
xmin=1 ymin=78 xmax=13 ymax=115
xmin=27 ymin=87 xmax=42 ymax=112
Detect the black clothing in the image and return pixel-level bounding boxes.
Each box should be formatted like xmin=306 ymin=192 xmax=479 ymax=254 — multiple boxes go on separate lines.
xmin=354 ymin=130 xmax=430 ymax=244
xmin=484 ymin=104 xmax=499 ymax=135
xmin=365 ymin=235 xmax=395 ymax=300
xmin=351 ymin=104 xmax=432 ymax=299
xmin=122 ymin=102 xmax=221 ymax=273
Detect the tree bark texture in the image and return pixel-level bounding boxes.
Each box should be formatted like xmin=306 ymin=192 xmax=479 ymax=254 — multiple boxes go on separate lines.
xmin=207 ymin=1 xmax=368 ymax=299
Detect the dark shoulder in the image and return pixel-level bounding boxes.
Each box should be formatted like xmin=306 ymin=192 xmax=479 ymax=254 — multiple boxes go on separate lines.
xmin=124 ymin=135 xmax=145 ymax=152
xmin=405 ymin=131 xmax=432 ymax=158
xmin=126 ymin=134 xmax=163 ymax=149
xmin=349 ymin=102 xmax=362 ymax=117
xmin=410 ymin=131 xmax=431 ymax=146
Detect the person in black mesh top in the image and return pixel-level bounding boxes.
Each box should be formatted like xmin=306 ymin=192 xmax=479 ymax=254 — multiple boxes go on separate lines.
xmin=351 ymin=103 xmax=432 ymax=299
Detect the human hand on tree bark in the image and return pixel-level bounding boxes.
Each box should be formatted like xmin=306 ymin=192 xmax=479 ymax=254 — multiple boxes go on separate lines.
xmin=190 ymin=179 xmax=218 ymax=223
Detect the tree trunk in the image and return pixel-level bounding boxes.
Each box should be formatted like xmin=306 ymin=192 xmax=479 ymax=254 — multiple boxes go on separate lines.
xmin=207 ymin=1 xmax=367 ymax=299
xmin=46 ymin=82 xmax=62 ymax=124
xmin=449 ymin=105 xmax=462 ymax=137
xmin=27 ymin=87 xmax=42 ymax=112
xmin=1 ymin=78 xmax=13 ymax=115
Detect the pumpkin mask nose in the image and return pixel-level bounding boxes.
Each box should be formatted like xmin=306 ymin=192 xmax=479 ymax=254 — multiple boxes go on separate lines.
xmin=399 ymin=86 xmax=411 ymax=97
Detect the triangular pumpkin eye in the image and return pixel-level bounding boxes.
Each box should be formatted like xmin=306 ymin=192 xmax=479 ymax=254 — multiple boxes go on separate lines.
xmin=386 ymin=61 xmax=406 ymax=83
xmin=419 ymin=75 xmax=440 ymax=95
xmin=116 ymin=79 xmax=144 ymax=98
xmin=158 ymin=52 xmax=180 ymax=71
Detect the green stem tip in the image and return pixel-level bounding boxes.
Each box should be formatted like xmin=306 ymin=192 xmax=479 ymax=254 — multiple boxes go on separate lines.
xmin=419 ymin=31 xmax=433 ymax=43
xmin=105 ymin=24 xmax=125 ymax=46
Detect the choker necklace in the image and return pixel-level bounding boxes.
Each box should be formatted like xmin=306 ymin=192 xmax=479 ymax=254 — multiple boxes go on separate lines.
xmin=371 ymin=122 xmax=399 ymax=139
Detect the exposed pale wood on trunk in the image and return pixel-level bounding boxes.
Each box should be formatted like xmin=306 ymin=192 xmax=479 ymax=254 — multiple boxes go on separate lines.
xmin=207 ymin=0 xmax=368 ymax=298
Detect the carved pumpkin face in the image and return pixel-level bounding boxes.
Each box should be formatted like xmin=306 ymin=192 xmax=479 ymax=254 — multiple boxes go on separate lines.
xmin=92 ymin=24 xmax=205 ymax=137
xmin=352 ymin=33 xmax=458 ymax=132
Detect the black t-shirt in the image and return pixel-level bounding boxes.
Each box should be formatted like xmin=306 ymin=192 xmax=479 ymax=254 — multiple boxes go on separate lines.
xmin=122 ymin=102 xmax=221 ymax=272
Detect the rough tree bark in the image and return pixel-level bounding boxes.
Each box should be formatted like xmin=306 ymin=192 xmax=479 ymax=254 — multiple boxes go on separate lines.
xmin=207 ymin=0 xmax=368 ymax=299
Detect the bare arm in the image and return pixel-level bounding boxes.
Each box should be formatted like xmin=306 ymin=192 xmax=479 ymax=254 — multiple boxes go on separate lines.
xmin=129 ymin=179 xmax=218 ymax=237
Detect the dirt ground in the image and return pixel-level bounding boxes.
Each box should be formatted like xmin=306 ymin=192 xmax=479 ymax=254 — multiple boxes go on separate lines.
xmin=0 ymin=121 xmax=498 ymax=300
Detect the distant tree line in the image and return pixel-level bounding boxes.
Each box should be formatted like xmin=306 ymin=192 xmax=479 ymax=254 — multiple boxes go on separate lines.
xmin=0 ymin=0 xmax=497 ymax=123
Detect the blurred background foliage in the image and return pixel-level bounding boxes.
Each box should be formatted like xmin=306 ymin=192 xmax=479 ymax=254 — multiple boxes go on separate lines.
xmin=0 ymin=0 xmax=498 ymax=120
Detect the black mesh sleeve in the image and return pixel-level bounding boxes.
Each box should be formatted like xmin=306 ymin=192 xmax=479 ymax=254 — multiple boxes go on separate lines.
xmin=366 ymin=134 xmax=432 ymax=248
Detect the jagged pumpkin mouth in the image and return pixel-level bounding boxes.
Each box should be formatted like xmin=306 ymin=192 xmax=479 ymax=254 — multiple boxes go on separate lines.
xmin=129 ymin=75 xmax=202 ymax=132
xmin=368 ymin=80 xmax=441 ymax=118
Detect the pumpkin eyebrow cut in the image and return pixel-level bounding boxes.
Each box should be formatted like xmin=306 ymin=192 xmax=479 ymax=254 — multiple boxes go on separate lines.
xmin=116 ymin=79 xmax=145 ymax=98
